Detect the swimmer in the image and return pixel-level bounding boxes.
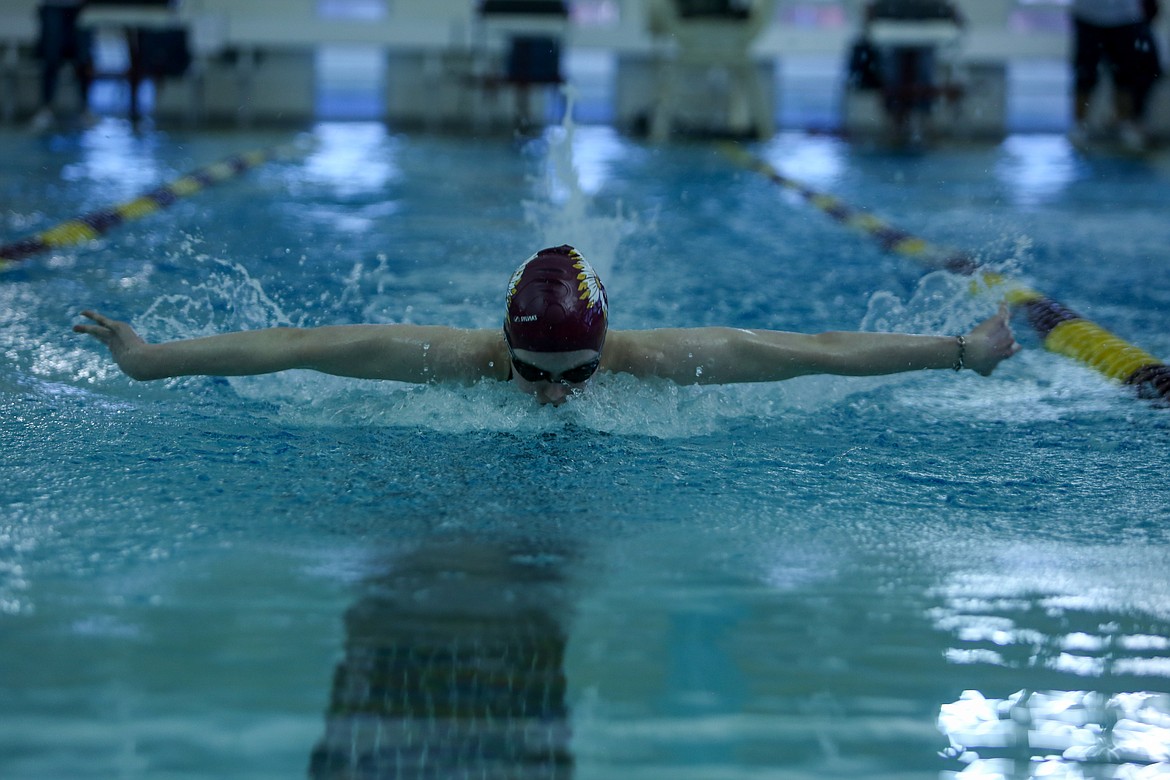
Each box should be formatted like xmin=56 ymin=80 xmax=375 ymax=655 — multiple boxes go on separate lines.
xmin=74 ymin=244 xmax=1020 ymax=406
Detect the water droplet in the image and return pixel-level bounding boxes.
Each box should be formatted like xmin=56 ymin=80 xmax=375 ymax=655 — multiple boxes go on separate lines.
xmin=695 ymin=366 xmax=703 ymax=377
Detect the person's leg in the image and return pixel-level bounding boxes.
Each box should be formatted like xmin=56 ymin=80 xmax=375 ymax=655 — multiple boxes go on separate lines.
xmin=879 ymin=46 xmax=913 ymax=134
xmin=1112 ymin=23 xmax=1162 ymax=119
xmin=1070 ymin=18 xmax=1103 ymax=144
xmin=1104 ymin=22 xmax=1157 ymax=148
xmin=70 ymin=26 xmax=94 ymax=115
xmin=37 ymin=6 xmax=69 ymax=109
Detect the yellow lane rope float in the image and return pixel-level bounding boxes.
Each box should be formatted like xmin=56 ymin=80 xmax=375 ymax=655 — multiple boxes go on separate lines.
xmin=721 ymin=144 xmax=1170 ymax=403
xmin=0 ymin=141 xmax=307 ymax=272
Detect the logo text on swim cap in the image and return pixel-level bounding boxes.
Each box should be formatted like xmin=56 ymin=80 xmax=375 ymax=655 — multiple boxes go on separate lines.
xmin=514 ymin=315 xmax=538 ymax=322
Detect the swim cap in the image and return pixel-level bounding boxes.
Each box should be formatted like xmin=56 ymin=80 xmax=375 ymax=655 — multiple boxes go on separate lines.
xmin=504 ymin=245 xmax=608 ymax=353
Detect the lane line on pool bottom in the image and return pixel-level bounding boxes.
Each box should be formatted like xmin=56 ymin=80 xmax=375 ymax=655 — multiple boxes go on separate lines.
xmin=0 ymin=141 xmax=307 ymax=271
xmin=720 ymin=143 xmax=1170 ymax=403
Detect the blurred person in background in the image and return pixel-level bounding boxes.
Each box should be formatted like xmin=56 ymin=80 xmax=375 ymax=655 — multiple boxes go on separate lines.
xmin=861 ymin=0 xmax=965 ymax=143
xmin=29 ymin=0 xmax=94 ymax=132
xmin=1069 ymin=0 xmax=1162 ymax=151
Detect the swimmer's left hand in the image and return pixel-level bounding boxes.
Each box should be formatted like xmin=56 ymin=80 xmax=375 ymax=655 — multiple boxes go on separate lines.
xmin=964 ymin=302 xmax=1022 ymax=376
xmin=73 ymin=310 xmax=155 ymax=380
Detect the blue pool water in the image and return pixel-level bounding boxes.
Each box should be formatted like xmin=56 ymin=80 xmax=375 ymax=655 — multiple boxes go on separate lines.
xmin=2 ymin=120 xmax=1170 ymax=779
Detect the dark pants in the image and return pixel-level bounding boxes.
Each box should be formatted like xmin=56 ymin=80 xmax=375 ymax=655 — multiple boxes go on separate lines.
xmin=1073 ymin=17 xmax=1163 ymax=118
xmin=881 ymin=45 xmax=938 ymax=118
xmin=37 ymin=4 xmax=93 ymax=109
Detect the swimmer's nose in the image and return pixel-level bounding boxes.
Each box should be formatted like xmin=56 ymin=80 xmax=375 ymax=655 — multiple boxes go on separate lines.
xmin=539 ymin=382 xmax=570 ymax=406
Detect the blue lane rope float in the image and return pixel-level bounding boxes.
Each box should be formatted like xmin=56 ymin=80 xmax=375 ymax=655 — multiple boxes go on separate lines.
xmin=720 ymin=143 xmax=1170 ymax=403
xmin=0 ymin=142 xmax=306 ymax=271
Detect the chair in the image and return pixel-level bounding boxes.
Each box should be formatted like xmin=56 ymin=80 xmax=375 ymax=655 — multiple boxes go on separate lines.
xmin=472 ymin=0 xmax=569 ymax=129
xmin=646 ymin=0 xmax=775 ymax=141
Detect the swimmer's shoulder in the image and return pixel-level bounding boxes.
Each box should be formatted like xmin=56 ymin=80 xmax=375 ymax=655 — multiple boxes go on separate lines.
xmin=443 ymin=327 xmax=510 ymax=381
xmin=360 ymin=325 xmax=508 ymax=382
xmin=601 ymin=329 xmax=677 ymax=376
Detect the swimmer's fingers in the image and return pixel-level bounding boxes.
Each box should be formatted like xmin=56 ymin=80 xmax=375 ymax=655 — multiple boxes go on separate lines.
xmin=967 ymin=302 xmax=1022 ymax=376
xmin=73 ymin=311 xmax=145 ymax=351
xmin=78 ymin=309 xmax=108 ymax=325
xmin=986 ymin=302 xmax=1021 ymax=351
xmin=73 ymin=311 xmax=156 ymax=379
xmin=993 ymin=302 xmax=1023 ymax=357
xmin=75 ymin=310 xmax=128 ymax=336
xmin=73 ymin=311 xmax=114 ymax=342
xmin=970 ymin=303 xmax=1017 ymax=349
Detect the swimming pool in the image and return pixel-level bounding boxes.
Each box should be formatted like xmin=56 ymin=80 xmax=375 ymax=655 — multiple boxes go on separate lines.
xmin=2 ymin=120 xmax=1170 ymax=779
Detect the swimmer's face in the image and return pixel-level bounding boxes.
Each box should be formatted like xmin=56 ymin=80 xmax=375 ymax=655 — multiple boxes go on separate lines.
xmin=508 ymin=347 xmax=601 ymax=406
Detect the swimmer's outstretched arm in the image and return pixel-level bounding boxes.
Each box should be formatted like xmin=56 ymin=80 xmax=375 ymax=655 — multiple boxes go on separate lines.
xmin=605 ymin=304 xmax=1020 ymax=384
xmin=73 ymin=311 xmax=508 ymax=383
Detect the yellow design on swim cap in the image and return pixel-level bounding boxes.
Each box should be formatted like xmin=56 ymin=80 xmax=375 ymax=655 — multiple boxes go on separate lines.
xmin=506 ymin=252 xmax=534 ymax=305
xmin=571 ymin=250 xmax=606 ymax=316
xmin=505 ymin=246 xmax=608 ymax=320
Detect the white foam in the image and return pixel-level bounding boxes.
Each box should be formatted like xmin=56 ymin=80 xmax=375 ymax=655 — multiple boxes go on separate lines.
xmin=522 ymin=95 xmax=642 ymax=281
xmin=140 ymin=256 xmax=298 ymax=339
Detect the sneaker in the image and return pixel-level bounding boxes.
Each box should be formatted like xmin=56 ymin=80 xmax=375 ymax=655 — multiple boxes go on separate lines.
xmin=29 ymin=107 xmax=54 ymax=133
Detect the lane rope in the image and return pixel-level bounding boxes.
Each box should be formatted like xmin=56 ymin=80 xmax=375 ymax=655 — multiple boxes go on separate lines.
xmin=721 ymin=143 xmax=1170 ymax=403
xmin=0 ymin=140 xmax=309 ymax=271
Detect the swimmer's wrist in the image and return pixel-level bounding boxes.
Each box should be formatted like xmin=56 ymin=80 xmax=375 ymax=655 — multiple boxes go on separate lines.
xmin=952 ymin=335 xmax=966 ymax=372
xmin=120 ymin=343 xmax=168 ymax=381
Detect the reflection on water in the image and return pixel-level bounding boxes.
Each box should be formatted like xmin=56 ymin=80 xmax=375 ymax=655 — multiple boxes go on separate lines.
xmin=68 ymin=120 xmax=163 ymax=198
xmin=995 ymin=135 xmax=1080 ymax=208
xmin=760 ymin=131 xmax=847 ymax=190
xmin=301 ymin=122 xmax=400 ymax=198
xmin=931 ymin=549 xmax=1170 ymax=778
xmin=309 ymin=536 xmax=575 ymax=779
xmin=939 ymin=690 xmax=1170 ymax=777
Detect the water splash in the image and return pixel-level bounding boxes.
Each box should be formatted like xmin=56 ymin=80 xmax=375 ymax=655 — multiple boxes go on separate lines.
xmin=860 ymin=257 xmax=1027 ymax=338
xmin=214 ymin=362 xmax=888 ymax=439
xmin=523 ymin=88 xmax=640 ymax=281
xmin=102 ymin=210 xmax=815 ymax=438
xmin=140 ymin=256 xmax=297 ymax=340
xmin=105 ymin=121 xmax=916 ymax=438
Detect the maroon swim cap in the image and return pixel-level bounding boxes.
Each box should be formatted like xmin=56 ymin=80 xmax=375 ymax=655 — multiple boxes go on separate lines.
xmin=504 ymin=245 xmax=608 ymax=353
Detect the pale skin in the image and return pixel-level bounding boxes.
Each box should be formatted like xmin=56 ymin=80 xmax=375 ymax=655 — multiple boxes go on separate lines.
xmin=75 ymin=305 xmax=1020 ymax=406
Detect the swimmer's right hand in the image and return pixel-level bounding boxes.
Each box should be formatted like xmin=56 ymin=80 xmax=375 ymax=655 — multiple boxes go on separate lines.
xmin=963 ymin=302 xmax=1022 ymax=376
xmin=73 ymin=310 xmax=156 ymax=380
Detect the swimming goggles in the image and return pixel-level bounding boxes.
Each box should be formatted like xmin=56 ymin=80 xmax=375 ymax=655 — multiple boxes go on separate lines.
xmin=511 ymin=355 xmax=601 ymax=384
xmin=504 ymin=330 xmax=601 ymax=384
